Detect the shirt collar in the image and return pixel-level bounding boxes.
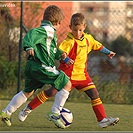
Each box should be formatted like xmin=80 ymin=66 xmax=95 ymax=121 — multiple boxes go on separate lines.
xmin=40 ymin=20 xmax=56 ymax=30
xmin=67 ymin=32 xmax=86 ymax=41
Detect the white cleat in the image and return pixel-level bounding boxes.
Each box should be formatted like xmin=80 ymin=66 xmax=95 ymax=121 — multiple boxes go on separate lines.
xmin=98 ymin=117 xmax=119 ymax=128
xmin=18 ymin=105 xmax=32 ymax=122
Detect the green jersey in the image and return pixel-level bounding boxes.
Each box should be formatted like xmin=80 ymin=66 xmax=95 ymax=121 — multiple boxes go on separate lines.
xmin=23 ymin=20 xmax=63 ymax=67
xmin=22 ymin=20 xmax=69 ymax=92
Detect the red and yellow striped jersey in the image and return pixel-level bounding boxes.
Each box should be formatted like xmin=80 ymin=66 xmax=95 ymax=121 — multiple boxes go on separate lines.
xmin=58 ymin=32 xmax=103 ymax=80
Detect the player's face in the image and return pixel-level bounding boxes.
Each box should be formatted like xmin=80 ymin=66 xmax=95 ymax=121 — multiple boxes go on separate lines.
xmin=70 ymin=24 xmax=86 ymax=39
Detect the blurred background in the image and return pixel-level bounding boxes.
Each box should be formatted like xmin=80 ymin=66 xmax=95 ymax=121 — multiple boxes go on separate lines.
xmin=0 ymin=1 xmax=133 ymax=104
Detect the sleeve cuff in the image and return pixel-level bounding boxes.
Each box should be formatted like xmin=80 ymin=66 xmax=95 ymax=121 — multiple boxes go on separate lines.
xmin=26 ymin=47 xmax=34 ymax=51
xmin=62 ymin=57 xmax=70 ymax=63
xmin=100 ymin=47 xmax=110 ymax=55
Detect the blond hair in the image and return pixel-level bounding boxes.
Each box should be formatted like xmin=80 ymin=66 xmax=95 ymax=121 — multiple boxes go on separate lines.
xmin=43 ymin=5 xmax=64 ymax=25
xmin=70 ymin=13 xmax=86 ymax=26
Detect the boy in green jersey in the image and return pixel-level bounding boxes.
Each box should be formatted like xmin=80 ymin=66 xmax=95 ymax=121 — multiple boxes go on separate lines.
xmin=0 ymin=5 xmax=72 ymax=129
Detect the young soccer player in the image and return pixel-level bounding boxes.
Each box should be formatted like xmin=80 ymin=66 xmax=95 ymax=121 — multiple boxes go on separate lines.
xmin=18 ymin=13 xmax=119 ymax=128
xmin=0 ymin=5 xmax=73 ymax=129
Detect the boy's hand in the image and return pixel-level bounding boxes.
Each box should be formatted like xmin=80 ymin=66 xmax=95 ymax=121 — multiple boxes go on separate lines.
xmin=107 ymin=51 xmax=116 ymax=59
xmin=27 ymin=49 xmax=34 ymax=56
xmin=62 ymin=57 xmax=74 ymax=65
xmin=66 ymin=59 xmax=74 ymax=66
xmin=61 ymin=52 xmax=67 ymax=60
xmin=61 ymin=52 xmax=74 ymax=65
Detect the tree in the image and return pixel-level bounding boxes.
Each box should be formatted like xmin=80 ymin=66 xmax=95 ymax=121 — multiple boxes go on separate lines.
xmin=0 ymin=7 xmax=18 ymax=61
xmin=111 ymin=35 xmax=133 ymax=56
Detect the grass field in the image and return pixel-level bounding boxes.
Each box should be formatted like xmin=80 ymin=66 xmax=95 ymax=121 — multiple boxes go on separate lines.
xmin=0 ymin=100 xmax=133 ymax=132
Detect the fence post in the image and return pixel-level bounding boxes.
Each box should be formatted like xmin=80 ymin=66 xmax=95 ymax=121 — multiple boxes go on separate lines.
xmin=17 ymin=1 xmax=23 ymax=93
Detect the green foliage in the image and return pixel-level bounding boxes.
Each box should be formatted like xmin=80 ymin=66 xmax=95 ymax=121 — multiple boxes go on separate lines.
xmin=99 ymin=81 xmax=133 ymax=104
xmin=68 ymin=89 xmax=89 ymax=103
xmin=101 ymin=38 xmax=111 ymax=48
xmin=0 ymin=56 xmax=18 ymax=90
xmin=90 ymin=75 xmax=133 ymax=104
xmin=64 ymin=75 xmax=133 ymax=104
xmin=27 ymin=2 xmax=43 ymax=15
xmin=111 ymin=35 xmax=133 ymax=56
xmin=0 ymin=5 xmax=19 ymax=62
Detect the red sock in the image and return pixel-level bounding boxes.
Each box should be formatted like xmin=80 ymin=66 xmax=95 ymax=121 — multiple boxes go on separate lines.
xmin=28 ymin=91 xmax=49 ymax=110
xmin=91 ymin=98 xmax=106 ymax=122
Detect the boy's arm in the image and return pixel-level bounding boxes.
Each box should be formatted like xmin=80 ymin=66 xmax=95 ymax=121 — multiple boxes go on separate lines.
xmin=22 ymin=29 xmax=35 ymax=51
xmin=23 ymin=38 xmax=34 ymax=57
xmin=100 ymin=46 xmax=116 ymax=59
xmin=55 ymin=49 xmax=74 ymax=65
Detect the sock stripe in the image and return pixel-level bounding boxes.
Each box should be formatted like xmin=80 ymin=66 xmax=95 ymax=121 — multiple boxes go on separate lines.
xmin=91 ymin=98 xmax=102 ymax=106
xmin=37 ymin=91 xmax=48 ymax=103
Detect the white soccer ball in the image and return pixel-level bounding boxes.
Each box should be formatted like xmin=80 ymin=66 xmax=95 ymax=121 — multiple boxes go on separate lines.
xmin=60 ymin=108 xmax=73 ymax=127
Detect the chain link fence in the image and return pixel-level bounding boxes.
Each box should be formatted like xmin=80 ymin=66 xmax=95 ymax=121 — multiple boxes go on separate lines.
xmin=0 ymin=2 xmax=133 ymax=103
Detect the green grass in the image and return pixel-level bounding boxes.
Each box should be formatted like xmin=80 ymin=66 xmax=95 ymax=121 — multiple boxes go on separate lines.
xmin=0 ymin=100 xmax=133 ymax=131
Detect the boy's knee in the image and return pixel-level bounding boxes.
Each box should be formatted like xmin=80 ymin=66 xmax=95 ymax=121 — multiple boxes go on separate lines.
xmin=63 ymin=80 xmax=71 ymax=91
xmin=45 ymin=87 xmax=57 ymax=97
xmin=85 ymin=88 xmax=99 ymax=100
xmin=23 ymin=90 xmax=34 ymax=98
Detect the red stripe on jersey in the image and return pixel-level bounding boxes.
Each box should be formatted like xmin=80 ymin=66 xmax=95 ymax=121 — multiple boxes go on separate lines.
xmin=97 ymin=45 xmax=104 ymax=51
xmin=58 ymin=41 xmax=78 ymax=78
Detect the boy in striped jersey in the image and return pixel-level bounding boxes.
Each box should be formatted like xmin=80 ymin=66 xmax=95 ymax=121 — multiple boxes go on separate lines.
xmin=18 ymin=13 xmax=119 ymax=128
xmin=0 ymin=5 xmax=73 ymax=129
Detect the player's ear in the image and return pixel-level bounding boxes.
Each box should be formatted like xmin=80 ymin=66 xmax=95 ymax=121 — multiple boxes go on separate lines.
xmin=58 ymin=20 xmax=62 ymax=25
xmin=84 ymin=24 xmax=86 ymax=29
xmin=56 ymin=20 xmax=61 ymax=26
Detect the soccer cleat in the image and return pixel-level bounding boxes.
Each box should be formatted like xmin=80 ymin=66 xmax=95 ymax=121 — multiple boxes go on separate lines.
xmin=0 ymin=111 xmax=11 ymax=126
xmin=18 ymin=105 xmax=32 ymax=122
xmin=98 ymin=117 xmax=119 ymax=128
xmin=47 ymin=111 xmax=66 ymax=129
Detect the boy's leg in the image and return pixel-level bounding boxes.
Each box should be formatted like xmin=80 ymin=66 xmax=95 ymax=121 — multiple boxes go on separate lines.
xmin=19 ymin=87 xmax=70 ymax=128
xmin=19 ymin=87 xmax=57 ymax=122
xmin=29 ymin=87 xmax=57 ymax=109
xmin=49 ymin=89 xmax=69 ymax=114
xmin=85 ymin=88 xmax=119 ymax=128
xmin=19 ymin=82 xmax=70 ymax=129
xmin=27 ymin=66 xmax=71 ymax=129
xmin=50 ymin=80 xmax=71 ymax=114
xmin=47 ymin=88 xmax=70 ymax=129
xmin=91 ymin=97 xmax=107 ymax=120
xmin=47 ymin=71 xmax=71 ymax=128
xmin=85 ymin=88 xmax=107 ymax=121
xmin=0 ymin=91 xmax=28 ymax=126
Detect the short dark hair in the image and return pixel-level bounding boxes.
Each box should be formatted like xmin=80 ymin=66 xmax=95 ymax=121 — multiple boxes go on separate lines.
xmin=70 ymin=13 xmax=86 ymax=26
xmin=43 ymin=5 xmax=64 ymax=25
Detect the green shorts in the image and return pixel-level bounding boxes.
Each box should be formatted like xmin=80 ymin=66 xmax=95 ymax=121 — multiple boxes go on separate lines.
xmin=23 ymin=60 xmax=69 ymax=92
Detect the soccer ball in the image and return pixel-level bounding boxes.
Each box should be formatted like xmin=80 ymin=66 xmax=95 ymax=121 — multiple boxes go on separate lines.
xmin=60 ymin=108 xmax=73 ymax=127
